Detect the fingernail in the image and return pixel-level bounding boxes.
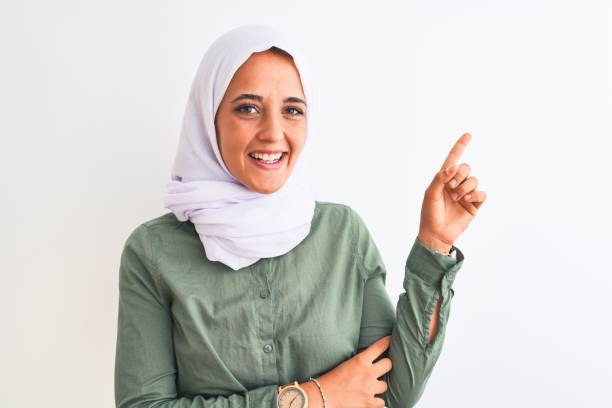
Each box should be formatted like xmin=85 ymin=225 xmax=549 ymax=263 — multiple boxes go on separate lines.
xmin=449 ymin=179 xmax=457 ymax=188
xmin=445 ymin=165 xmax=455 ymax=175
xmin=465 ymin=194 xmax=471 ymax=200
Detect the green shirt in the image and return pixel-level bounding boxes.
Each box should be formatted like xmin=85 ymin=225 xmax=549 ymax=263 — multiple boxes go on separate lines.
xmin=114 ymin=200 xmax=464 ymax=407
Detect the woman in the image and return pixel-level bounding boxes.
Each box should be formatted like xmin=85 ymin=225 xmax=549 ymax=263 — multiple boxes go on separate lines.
xmin=114 ymin=24 xmax=486 ymax=408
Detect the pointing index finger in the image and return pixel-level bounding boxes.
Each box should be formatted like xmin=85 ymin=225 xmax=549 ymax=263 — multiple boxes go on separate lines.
xmin=441 ymin=133 xmax=472 ymax=171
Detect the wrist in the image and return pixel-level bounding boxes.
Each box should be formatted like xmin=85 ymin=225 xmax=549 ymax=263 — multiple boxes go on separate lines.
xmin=417 ymin=233 xmax=453 ymax=255
xmin=300 ymin=380 xmax=323 ymax=408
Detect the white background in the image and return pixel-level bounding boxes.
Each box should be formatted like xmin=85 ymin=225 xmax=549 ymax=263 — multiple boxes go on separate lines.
xmin=1 ymin=1 xmax=610 ymax=407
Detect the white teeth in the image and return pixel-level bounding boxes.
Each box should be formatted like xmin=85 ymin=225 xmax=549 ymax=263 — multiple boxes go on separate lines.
xmin=249 ymin=152 xmax=284 ymax=163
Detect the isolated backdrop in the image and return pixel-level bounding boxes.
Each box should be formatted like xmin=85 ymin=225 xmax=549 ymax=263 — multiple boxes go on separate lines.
xmin=1 ymin=0 xmax=610 ymax=407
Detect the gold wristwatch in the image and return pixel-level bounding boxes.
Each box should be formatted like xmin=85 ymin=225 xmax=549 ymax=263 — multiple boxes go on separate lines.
xmin=277 ymin=380 xmax=308 ymax=408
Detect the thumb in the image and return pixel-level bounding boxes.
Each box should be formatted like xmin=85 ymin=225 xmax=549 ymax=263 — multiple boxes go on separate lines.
xmin=428 ymin=165 xmax=456 ymax=200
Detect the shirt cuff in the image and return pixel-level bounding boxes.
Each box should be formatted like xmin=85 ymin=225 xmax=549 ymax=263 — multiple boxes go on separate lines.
xmin=405 ymin=237 xmax=464 ymax=289
xmin=246 ymin=383 xmax=279 ymax=407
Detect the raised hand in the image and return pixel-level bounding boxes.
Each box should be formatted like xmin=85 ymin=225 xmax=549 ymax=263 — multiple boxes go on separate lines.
xmin=417 ymin=133 xmax=487 ymax=253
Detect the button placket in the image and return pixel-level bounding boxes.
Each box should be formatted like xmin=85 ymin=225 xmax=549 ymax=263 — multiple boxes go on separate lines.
xmin=254 ymin=258 xmax=278 ymax=384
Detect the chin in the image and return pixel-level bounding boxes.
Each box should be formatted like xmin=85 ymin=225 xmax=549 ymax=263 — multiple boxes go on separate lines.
xmin=249 ymin=179 xmax=286 ymax=195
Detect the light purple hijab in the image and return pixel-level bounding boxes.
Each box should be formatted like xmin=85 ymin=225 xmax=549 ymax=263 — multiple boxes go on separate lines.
xmin=163 ymin=24 xmax=316 ymax=271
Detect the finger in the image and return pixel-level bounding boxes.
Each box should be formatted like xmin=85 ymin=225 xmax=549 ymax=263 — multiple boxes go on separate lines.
xmin=373 ymin=379 xmax=389 ymax=395
xmin=359 ymin=335 xmax=391 ymax=363
xmin=459 ymin=199 xmax=479 ymax=216
xmin=428 ymin=165 xmax=459 ymax=201
xmin=464 ymin=190 xmax=486 ymax=209
xmin=440 ymin=132 xmax=472 ymax=172
xmin=372 ymin=356 xmax=393 ymax=379
xmin=451 ymin=176 xmax=478 ymax=202
xmin=446 ymin=162 xmax=471 ymax=190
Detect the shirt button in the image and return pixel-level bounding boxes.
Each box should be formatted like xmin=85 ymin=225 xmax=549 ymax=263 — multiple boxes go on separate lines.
xmin=263 ymin=344 xmax=273 ymax=353
xmin=259 ymin=289 xmax=270 ymax=299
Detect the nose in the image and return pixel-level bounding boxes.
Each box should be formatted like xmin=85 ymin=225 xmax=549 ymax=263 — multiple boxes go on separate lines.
xmin=257 ymin=108 xmax=285 ymax=143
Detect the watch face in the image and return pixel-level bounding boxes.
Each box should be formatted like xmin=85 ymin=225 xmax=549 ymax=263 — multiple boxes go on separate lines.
xmin=278 ymin=386 xmax=306 ymax=408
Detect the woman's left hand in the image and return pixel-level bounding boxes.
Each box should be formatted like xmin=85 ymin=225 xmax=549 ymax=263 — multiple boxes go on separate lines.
xmin=417 ymin=132 xmax=487 ymax=254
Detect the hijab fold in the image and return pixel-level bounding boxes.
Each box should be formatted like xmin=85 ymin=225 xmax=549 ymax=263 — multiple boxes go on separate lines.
xmin=163 ymin=24 xmax=316 ymax=271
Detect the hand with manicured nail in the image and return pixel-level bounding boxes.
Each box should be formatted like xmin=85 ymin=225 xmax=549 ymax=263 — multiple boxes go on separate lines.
xmin=417 ymin=133 xmax=487 ymax=254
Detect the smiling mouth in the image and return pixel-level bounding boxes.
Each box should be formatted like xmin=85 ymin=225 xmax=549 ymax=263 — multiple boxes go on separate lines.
xmin=247 ymin=152 xmax=287 ymax=164
xmin=247 ymin=152 xmax=288 ymax=169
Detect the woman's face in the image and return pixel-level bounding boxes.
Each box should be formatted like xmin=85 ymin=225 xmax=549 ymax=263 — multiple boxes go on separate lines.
xmin=214 ymin=49 xmax=307 ymax=194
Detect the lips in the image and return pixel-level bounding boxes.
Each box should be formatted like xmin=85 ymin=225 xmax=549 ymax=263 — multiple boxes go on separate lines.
xmin=247 ymin=152 xmax=287 ymax=170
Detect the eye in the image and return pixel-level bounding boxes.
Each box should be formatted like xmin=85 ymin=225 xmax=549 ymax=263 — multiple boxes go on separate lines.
xmin=235 ymin=104 xmax=259 ymax=115
xmin=285 ymin=106 xmax=304 ymax=116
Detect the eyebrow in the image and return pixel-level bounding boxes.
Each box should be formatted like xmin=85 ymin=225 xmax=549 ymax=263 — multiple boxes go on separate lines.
xmin=230 ymin=93 xmax=307 ymax=106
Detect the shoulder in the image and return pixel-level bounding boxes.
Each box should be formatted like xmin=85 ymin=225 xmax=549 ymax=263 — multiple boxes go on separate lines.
xmin=312 ymin=200 xmax=368 ymax=249
xmin=122 ymin=212 xmax=195 ymax=255
xmin=312 ymin=200 xmax=360 ymax=232
xmin=314 ymin=200 xmax=369 ymax=233
xmin=141 ymin=211 xmax=184 ymax=229
xmin=314 ymin=199 xmax=354 ymax=218
xmin=315 ymin=200 xmax=351 ymax=215
xmin=138 ymin=211 xmax=194 ymax=235
xmin=310 ymin=200 xmax=378 ymax=281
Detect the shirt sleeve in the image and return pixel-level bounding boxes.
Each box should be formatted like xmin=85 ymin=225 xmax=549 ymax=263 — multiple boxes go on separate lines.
xmin=114 ymin=224 xmax=279 ymax=407
xmin=351 ymin=209 xmax=464 ymax=408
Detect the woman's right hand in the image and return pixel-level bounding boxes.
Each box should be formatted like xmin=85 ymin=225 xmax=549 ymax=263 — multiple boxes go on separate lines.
xmin=302 ymin=335 xmax=392 ymax=408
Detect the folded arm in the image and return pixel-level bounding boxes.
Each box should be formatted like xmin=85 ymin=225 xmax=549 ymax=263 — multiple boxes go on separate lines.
xmin=352 ymin=209 xmax=464 ymax=408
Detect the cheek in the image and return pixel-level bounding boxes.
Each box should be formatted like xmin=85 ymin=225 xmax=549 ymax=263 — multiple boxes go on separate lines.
xmin=289 ymin=124 xmax=307 ymax=151
xmin=221 ymin=121 xmax=253 ymax=157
